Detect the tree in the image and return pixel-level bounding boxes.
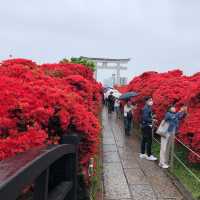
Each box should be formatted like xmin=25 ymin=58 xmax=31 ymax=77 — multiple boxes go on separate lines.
xmin=61 ymin=57 xmax=96 ymax=72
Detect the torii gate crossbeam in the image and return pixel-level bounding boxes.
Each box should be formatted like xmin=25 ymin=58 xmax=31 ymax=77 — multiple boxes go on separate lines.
xmin=80 ymin=57 xmax=130 ymax=85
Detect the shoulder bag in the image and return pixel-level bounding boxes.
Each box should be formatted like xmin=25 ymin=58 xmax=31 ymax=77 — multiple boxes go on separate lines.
xmin=156 ymin=120 xmax=169 ymax=138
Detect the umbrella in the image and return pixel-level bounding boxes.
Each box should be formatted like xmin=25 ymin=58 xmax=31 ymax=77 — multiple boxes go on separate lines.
xmin=112 ymin=91 xmax=121 ymax=98
xmin=119 ymin=92 xmax=138 ymax=100
xmin=105 ymin=89 xmax=112 ymax=99
xmin=105 ymin=89 xmax=121 ymax=99
xmin=105 ymin=86 xmax=113 ymax=89
xmin=103 ymin=87 xmax=113 ymax=93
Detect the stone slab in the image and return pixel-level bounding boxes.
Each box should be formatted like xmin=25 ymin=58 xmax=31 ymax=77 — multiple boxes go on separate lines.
xmin=124 ymin=168 xmax=149 ymax=185
xmin=121 ymin=159 xmax=140 ymax=169
xmin=103 ymin=144 xmax=118 ymax=152
xmin=103 ymin=137 xmax=115 ymax=145
xmin=138 ymin=159 xmax=167 ymax=177
xmin=148 ymin=175 xmax=183 ymax=199
xmin=103 ymin=163 xmax=131 ymax=199
xmin=130 ymin=184 xmax=157 ymax=200
xmin=103 ymin=151 xmax=120 ymax=163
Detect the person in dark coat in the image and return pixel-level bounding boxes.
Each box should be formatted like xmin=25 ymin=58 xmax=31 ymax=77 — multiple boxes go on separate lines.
xmin=107 ymin=91 xmax=115 ymax=114
xmin=140 ymin=96 xmax=157 ymax=161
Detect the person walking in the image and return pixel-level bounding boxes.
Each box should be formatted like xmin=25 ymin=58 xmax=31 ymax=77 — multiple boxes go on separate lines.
xmin=107 ymin=91 xmax=115 ymax=114
xmin=124 ymin=100 xmax=136 ymax=136
xmin=114 ymin=98 xmax=120 ymax=119
xmin=140 ymin=96 xmax=157 ymax=161
xmin=159 ymin=105 xmax=187 ymax=168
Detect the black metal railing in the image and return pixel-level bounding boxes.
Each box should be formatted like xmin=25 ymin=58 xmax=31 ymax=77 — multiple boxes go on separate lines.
xmin=0 ymin=135 xmax=79 ymax=200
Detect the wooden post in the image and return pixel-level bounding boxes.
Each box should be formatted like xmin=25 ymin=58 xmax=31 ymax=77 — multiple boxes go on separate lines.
xmin=61 ymin=134 xmax=80 ymax=200
xmin=33 ymin=169 xmax=49 ymax=200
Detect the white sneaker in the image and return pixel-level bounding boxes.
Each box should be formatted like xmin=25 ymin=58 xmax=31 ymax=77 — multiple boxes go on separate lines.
xmin=139 ymin=154 xmax=147 ymax=159
xmin=162 ymin=164 xmax=169 ymax=169
xmin=146 ymin=155 xmax=157 ymax=161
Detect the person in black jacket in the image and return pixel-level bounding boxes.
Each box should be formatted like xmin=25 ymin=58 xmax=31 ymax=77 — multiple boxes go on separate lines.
xmin=107 ymin=91 xmax=115 ymax=114
xmin=140 ymin=96 xmax=157 ymax=161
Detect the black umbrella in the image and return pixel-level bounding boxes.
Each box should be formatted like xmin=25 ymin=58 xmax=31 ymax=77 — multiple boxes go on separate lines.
xmin=103 ymin=87 xmax=113 ymax=93
xmin=119 ymin=91 xmax=138 ymax=100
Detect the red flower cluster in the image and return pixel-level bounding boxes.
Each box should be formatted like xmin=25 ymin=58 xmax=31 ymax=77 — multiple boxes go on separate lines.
xmin=120 ymin=70 xmax=200 ymax=163
xmin=0 ymin=58 xmax=102 ymax=181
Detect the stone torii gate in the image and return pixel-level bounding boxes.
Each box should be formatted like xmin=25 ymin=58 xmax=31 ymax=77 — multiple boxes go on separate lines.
xmin=81 ymin=57 xmax=130 ymax=85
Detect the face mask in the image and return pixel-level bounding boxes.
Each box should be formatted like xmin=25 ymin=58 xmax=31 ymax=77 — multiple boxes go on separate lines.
xmin=148 ymin=101 xmax=153 ymax=106
xmin=171 ymin=108 xmax=176 ymax=112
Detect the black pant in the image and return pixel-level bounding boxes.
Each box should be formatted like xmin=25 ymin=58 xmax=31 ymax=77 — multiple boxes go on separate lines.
xmin=124 ymin=117 xmax=132 ymax=135
xmin=108 ymin=102 xmax=114 ymax=113
xmin=141 ymin=126 xmax=152 ymax=156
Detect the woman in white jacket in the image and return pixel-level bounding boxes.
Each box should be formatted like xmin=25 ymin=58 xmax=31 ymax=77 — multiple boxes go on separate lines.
xmin=123 ymin=100 xmax=136 ymax=136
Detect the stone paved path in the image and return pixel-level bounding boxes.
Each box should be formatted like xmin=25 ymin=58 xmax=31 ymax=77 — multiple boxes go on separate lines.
xmin=102 ymin=108 xmax=184 ymax=200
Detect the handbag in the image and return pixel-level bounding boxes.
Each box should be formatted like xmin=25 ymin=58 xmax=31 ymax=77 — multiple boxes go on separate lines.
xmin=156 ymin=120 xmax=169 ymax=138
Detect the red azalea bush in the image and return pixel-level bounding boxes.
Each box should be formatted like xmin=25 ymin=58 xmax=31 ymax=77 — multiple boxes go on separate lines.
xmin=0 ymin=58 xmax=102 ymax=182
xmin=121 ymin=70 xmax=200 ymax=163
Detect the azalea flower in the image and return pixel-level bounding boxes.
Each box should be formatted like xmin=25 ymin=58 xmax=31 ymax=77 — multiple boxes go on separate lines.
xmin=0 ymin=58 xmax=102 ymax=183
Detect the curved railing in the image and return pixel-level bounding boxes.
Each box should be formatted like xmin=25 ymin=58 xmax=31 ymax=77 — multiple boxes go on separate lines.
xmin=0 ymin=135 xmax=79 ymax=200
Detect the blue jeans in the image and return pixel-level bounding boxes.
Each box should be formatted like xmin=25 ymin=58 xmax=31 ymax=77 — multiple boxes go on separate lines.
xmin=115 ymin=106 xmax=120 ymax=112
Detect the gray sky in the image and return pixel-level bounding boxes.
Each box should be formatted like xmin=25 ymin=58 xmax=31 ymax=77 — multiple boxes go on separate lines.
xmin=0 ymin=0 xmax=200 ymax=82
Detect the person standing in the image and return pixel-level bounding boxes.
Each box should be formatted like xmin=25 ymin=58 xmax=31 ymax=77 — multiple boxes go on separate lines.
xmin=159 ymin=105 xmax=187 ymax=168
xmin=140 ymin=96 xmax=157 ymax=161
xmin=124 ymin=100 xmax=135 ymax=136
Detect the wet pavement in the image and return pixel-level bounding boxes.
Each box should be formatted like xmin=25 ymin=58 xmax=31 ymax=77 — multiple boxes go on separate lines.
xmin=102 ymin=108 xmax=184 ymax=200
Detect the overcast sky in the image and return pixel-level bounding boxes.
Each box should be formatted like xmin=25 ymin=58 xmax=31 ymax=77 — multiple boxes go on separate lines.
xmin=0 ymin=0 xmax=200 ymax=82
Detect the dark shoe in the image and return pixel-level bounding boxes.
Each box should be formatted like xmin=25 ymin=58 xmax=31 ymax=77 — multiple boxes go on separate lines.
xmin=127 ymin=132 xmax=131 ymax=136
xmin=125 ymin=130 xmax=130 ymax=136
xmin=125 ymin=129 xmax=128 ymax=135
